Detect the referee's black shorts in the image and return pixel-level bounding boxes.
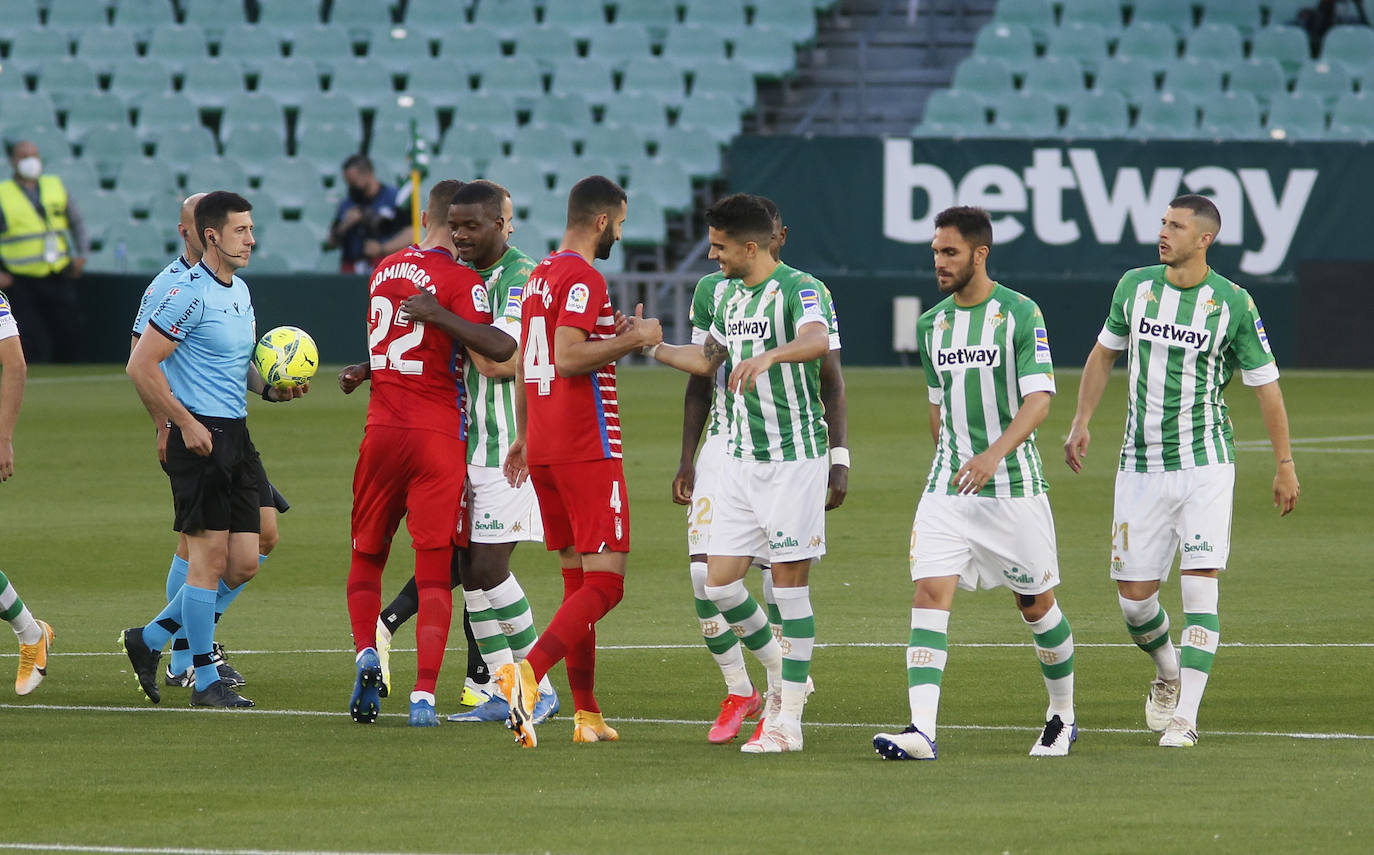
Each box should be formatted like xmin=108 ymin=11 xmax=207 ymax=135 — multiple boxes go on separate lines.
xmin=162 ymin=415 xmax=261 ymax=535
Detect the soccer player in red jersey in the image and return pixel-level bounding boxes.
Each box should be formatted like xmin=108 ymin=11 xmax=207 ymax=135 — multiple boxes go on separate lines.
xmin=496 ymin=175 xmax=663 ymax=747
xmin=345 ymin=180 xmax=517 ymax=726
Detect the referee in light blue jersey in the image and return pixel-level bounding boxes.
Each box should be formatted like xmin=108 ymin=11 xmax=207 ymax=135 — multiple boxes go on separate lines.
xmin=119 ymin=191 xmax=306 ymax=709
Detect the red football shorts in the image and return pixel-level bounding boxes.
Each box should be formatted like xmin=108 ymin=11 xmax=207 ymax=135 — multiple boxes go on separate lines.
xmin=528 ymin=457 xmax=630 ymax=554
xmin=351 ymin=425 xmax=467 ymax=553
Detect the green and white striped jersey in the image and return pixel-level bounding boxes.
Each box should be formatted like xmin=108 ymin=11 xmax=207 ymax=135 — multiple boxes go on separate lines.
xmin=708 ymin=263 xmax=833 ymax=462
xmin=918 ymin=283 xmax=1056 ymax=498
xmin=464 ymin=246 xmax=535 ymax=467
xmin=690 ymin=266 xmax=842 ymax=440
xmin=1099 ymin=265 xmax=1278 ymax=473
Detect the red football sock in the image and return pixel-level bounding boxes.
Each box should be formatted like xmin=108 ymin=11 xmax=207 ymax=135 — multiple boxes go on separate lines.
xmin=346 ymin=548 xmax=388 ymax=655
xmin=527 ymin=569 xmax=624 ymax=713
xmin=413 ymin=546 xmax=454 ymax=695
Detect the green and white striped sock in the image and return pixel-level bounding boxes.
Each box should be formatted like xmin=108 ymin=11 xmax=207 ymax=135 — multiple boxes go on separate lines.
xmin=774 ymin=585 xmax=814 ymax=725
xmin=1120 ymin=592 xmax=1180 ymax=680
xmin=461 ymin=587 xmax=514 ymax=672
xmin=907 ymin=608 xmax=948 ymax=739
xmin=487 ymin=573 xmax=553 ymax=694
xmin=691 ymin=561 xmax=751 ymax=696
xmin=0 ymin=569 xmax=41 ymax=645
xmin=1177 ymin=575 xmax=1220 ymax=726
xmin=761 ymin=567 xmax=783 ymax=643
xmin=1026 ymin=602 xmax=1075 ymax=723
xmin=705 ymin=580 xmax=782 ymax=687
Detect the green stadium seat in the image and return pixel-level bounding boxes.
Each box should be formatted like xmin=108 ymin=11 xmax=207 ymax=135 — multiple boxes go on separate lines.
xmin=182 ymin=0 xmax=249 ymax=27
xmin=108 ymin=58 xmax=172 ymax=97
xmin=549 ymin=58 xmax=615 ymax=105
xmin=1093 ymin=56 xmax=1161 ymax=107
xmin=1199 ymin=90 xmax=1263 ymax=138
xmin=148 ymin=125 xmax=218 ymax=177
xmin=559 ymin=155 xmax=622 ymax=191
xmin=111 ymin=0 xmax=177 ymax=33
xmin=368 ymin=122 xmax=436 ymax=171
xmin=132 ymin=91 xmax=195 ymax=141
xmin=732 ymin=26 xmax=798 ymax=78
xmin=255 ymin=0 xmax=323 ymax=30
xmin=247 ymin=248 xmax=292 ymax=273
xmin=49 ymin=156 xmax=99 ymax=193
xmin=683 ymin=0 xmax=747 ymax=31
xmin=512 ymin=25 xmax=581 ymax=69
xmin=243 ymin=195 xmax=282 ymax=228
xmin=470 ymin=0 xmax=538 ymax=38
xmin=254 ymin=58 xmax=322 ymax=107
xmin=1250 ymin=26 xmax=1310 ymax=81
xmin=185 ymin=156 xmax=249 ymax=193
xmin=1059 ymin=0 xmax=1124 ymax=37
xmin=922 ymin=89 xmax=979 ymax=126
xmin=950 ymin=56 xmax=1016 ymax=100
xmin=655 ymin=130 xmax=722 ymax=177
xmin=1184 ymin=22 xmax=1244 ymax=63
xmin=1331 ymin=91 xmax=1374 ymax=132
xmin=529 ymin=92 xmax=595 ymax=132
xmin=45 ymin=0 xmax=112 ymax=29
xmin=488 ymin=158 xmax=552 ymax=203
xmin=603 ymin=91 xmax=670 ymax=134
xmin=1199 ymin=1 xmax=1263 ymax=36
xmin=36 ymin=58 xmax=97 ymax=111
xmin=1113 ymin=22 xmax=1180 ymax=74
xmin=508 ymin=123 xmax=577 ymax=168
xmin=1264 ymin=0 xmax=1308 ymax=28
xmin=256 ymin=157 xmax=324 ymax=211
xmin=1062 ymin=90 xmax=1130 ymax=136
xmin=329 ymin=0 xmax=396 ymax=35
xmin=1136 ymin=91 xmax=1200 ymax=133
xmin=614 ymin=0 xmax=678 ymax=38
xmin=115 ymin=157 xmax=180 ymax=206
xmin=367 ymin=27 xmax=434 ymax=75
xmin=585 ymin=24 xmax=655 ymax=71
xmin=82 ymin=197 xmax=141 ymax=246
xmin=0 ymin=91 xmax=59 ymax=129
xmin=1163 ymin=57 xmax=1226 ymax=102
xmin=539 ymin=0 xmax=609 ymax=36
xmin=1 ymin=122 xmax=69 ymax=161
xmin=286 ymin=24 xmax=359 ymax=74
xmin=62 ymin=91 xmax=130 ymax=140
xmin=751 ymin=0 xmax=818 ymax=44
xmin=425 ymin=151 xmax=478 ymax=183
xmin=223 ymin=123 xmax=289 ymax=166
xmin=450 ymin=91 xmax=518 ymax=140
xmin=373 ymin=94 xmax=441 ymax=143
xmin=473 ymin=57 xmax=544 ymax=100
xmin=620 ymin=192 xmax=666 ymax=246
xmin=74 ymin=28 xmax=138 ymax=75
xmin=972 ymin=22 xmax=1035 ymax=66
xmin=1294 ymin=60 xmax=1353 ymax=106
xmin=144 ymin=24 xmax=209 ymax=75
xmin=1127 ymin=0 xmax=1197 ymax=34
xmin=1263 ymin=92 xmax=1327 ymax=140
xmin=988 ymin=90 xmax=1059 ymax=135
xmin=910 ymin=117 xmax=997 ymax=138
xmin=689 ymin=61 xmax=756 ymax=107
xmin=401 ymin=56 xmax=470 ymax=104
xmin=96 ymin=219 xmax=169 ymax=265
xmin=1021 ymin=57 xmax=1087 ymax=106
xmin=263 ymin=219 xmax=324 ymax=272
xmin=661 ymin=23 xmax=731 ymax=69
xmin=79 ymin=122 xmax=144 ymax=182
xmin=326 ymin=59 xmax=397 ymax=110
xmin=1047 ymin=22 xmax=1109 ymax=74
xmin=401 ymin=0 xmax=470 ymax=27
xmin=0 ymin=64 xmax=25 ymax=95
xmin=1227 ymin=57 xmax=1287 ymax=108
xmin=1320 ymin=25 xmax=1374 ymax=73
xmin=440 ymin=122 xmax=504 ymax=170
xmin=624 ymin=156 xmax=693 ymax=212
xmin=433 ymin=24 xmax=506 ymax=66
xmin=994 ymin=0 xmax=1055 ymax=44
xmin=218 ymin=24 xmax=288 ymax=75
xmin=181 ymin=59 xmax=248 ymax=111
xmin=0 ymin=0 xmax=39 ymax=28
xmin=220 ymin=91 xmax=285 ymax=137
xmin=675 ymin=92 xmax=742 ymax=144
xmin=295 ymin=91 xmax=360 ymax=136
xmin=581 ymin=123 xmax=651 ymax=174
xmin=6 ymin=26 xmax=71 ymax=74
xmin=620 ymin=60 xmax=689 ymax=106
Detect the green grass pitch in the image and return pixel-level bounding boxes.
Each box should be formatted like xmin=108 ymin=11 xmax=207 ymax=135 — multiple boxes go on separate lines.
xmin=0 ymin=364 xmax=1370 ymax=855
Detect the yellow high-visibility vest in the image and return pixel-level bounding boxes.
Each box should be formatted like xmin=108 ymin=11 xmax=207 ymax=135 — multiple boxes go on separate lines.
xmin=0 ymin=175 xmax=71 ymax=277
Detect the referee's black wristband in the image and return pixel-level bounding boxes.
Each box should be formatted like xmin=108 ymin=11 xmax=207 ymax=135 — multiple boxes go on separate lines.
xmin=261 ymin=385 xmax=278 ymax=402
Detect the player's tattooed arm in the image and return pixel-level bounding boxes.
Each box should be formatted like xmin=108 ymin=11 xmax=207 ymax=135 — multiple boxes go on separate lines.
xmin=703 ymin=336 xmax=728 ymax=371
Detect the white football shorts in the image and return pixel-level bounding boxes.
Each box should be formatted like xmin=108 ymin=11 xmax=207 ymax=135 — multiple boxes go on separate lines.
xmin=910 ymin=492 xmax=1060 ymax=594
xmin=467 ymin=463 xmax=544 ymax=544
xmin=685 ymin=432 xmax=727 ymax=555
xmin=709 ymin=454 xmax=827 ymax=564
xmin=1109 ymin=464 xmax=1234 ymax=581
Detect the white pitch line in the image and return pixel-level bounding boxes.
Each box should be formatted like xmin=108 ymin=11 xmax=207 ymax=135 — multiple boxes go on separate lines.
xmin=1 ymin=703 xmax=1368 ymax=742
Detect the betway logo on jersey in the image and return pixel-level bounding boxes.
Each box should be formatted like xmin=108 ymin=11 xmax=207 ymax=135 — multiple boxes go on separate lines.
xmin=935 ymin=345 xmax=1001 ymax=369
xmin=369 ymin=260 xmax=432 ymax=294
xmin=726 ymin=317 xmax=771 ymax=341
xmin=883 ymin=142 xmax=1317 ymax=275
xmin=1136 ymin=317 xmax=1212 ymax=351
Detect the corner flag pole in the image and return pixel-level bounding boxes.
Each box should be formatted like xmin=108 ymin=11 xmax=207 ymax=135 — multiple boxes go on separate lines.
xmin=408 ymin=117 xmax=423 ymax=243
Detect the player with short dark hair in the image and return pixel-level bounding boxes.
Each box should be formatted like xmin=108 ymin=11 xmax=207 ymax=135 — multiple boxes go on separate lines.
xmin=494 ymin=175 xmax=661 ymax=748
xmin=344 ymin=179 xmax=517 ymax=727
xmin=121 ymin=190 xmax=306 ymax=709
xmin=1065 ymin=194 xmax=1299 ymax=748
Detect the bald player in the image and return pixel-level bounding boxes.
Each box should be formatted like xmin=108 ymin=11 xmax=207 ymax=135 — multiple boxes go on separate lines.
xmin=128 ymin=193 xmax=287 ymax=690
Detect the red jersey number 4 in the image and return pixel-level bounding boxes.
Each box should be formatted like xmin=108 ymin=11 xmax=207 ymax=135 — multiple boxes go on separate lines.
xmin=524 ymin=315 xmax=556 ymax=396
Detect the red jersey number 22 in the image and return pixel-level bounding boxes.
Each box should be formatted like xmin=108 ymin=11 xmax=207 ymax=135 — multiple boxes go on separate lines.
xmin=369 ymin=296 xmax=425 ymax=375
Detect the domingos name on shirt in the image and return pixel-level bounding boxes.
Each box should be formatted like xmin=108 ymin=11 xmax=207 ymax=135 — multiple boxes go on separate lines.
xmin=1034 ymin=326 xmax=1052 ymax=364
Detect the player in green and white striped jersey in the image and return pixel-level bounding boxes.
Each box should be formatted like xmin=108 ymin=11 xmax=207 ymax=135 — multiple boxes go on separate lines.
xmin=651 ymin=194 xmax=839 ymax=753
xmin=874 ymin=206 xmax=1078 ymax=761
xmin=672 ymin=198 xmax=848 ymax=744
xmin=1065 ymin=195 xmax=1299 ymax=749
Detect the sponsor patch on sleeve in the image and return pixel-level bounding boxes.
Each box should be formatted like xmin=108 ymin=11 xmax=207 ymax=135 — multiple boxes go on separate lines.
xmin=0 ymin=294 xmax=10 ymax=317
xmin=799 ymin=288 xmax=819 ymax=311
xmin=472 ymin=283 xmax=491 ymax=314
xmin=1034 ymin=326 xmax=1052 ymax=364
xmin=1254 ymin=317 xmax=1271 ymax=353
xmin=505 ymin=284 xmax=523 ymax=320
xmin=566 ymin=283 xmax=590 ymax=314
